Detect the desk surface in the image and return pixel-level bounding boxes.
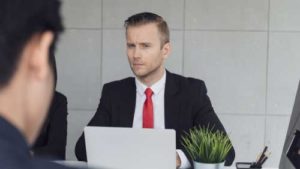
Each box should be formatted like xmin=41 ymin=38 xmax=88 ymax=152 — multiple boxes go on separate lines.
xmin=226 ymin=167 xmax=277 ymax=169
xmin=55 ymin=161 xmax=88 ymax=168
xmin=55 ymin=161 xmax=278 ymax=169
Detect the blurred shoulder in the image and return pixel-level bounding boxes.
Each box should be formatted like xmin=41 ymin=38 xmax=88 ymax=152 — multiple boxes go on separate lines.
xmin=53 ymin=91 xmax=67 ymax=103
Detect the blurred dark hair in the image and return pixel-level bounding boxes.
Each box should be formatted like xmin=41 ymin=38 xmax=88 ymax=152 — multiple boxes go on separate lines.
xmin=124 ymin=12 xmax=170 ymax=47
xmin=0 ymin=0 xmax=64 ymax=89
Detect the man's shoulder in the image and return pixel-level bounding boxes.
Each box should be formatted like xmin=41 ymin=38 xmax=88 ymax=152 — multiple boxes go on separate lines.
xmin=54 ymin=91 xmax=67 ymax=101
xmin=168 ymin=72 xmax=205 ymax=88
xmin=52 ymin=91 xmax=67 ymax=106
xmin=102 ymin=77 xmax=135 ymax=90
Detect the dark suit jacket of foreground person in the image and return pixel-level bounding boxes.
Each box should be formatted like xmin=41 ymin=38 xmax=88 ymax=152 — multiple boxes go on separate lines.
xmin=0 ymin=117 xmax=72 ymax=169
xmin=32 ymin=91 xmax=68 ymax=160
xmin=75 ymin=71 xmax=235 ymax=166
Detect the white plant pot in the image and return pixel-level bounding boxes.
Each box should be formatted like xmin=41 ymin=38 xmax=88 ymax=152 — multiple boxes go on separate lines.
xmin=193 ymin=161 xmax=225 ymax=169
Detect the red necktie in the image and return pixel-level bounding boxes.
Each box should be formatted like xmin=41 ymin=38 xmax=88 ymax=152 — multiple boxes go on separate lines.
xmin=143 ymin=88 xmax=153 ymax=128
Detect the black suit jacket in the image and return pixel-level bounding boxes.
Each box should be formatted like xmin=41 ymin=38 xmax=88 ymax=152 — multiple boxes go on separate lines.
xmin=0 ymin=117 xmax=74 ymax=169
xmin=32 ymin=91 xmax=68 ymax=160
xmin=75 ymin=71 xmax=235 ymax=166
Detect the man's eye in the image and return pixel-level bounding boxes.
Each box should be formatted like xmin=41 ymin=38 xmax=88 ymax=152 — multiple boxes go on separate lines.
xmin=142 ymin=44 xmax=150 ymax=48
xmin=127 ymin=44 xmax=135 ymax=48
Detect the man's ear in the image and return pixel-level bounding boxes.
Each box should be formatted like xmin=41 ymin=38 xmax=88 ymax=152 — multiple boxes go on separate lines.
xmin=162 ymin=42 xmax=171 ymax=59
xmin=29 ymin=32 xmax=54 ymax=80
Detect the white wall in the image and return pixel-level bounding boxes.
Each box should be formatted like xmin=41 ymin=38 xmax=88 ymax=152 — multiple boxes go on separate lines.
xmin=55 ymin=0 xmax=300 ymax=167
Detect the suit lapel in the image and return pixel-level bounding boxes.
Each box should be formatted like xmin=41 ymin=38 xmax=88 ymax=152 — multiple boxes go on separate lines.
xmin=164 ymin=71 xmax=180 ymax=129
xmin=119 ymin=78 xmax=136 ymax=127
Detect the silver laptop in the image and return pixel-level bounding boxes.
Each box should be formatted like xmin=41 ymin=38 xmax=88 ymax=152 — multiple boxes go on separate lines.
xmin=84 ymin=126 xmax=176 ymax=169
xmin=279 ymin=80 xmax=300 ymax=169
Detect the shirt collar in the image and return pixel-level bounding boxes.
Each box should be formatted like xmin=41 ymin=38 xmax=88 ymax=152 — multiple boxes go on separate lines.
xmin=135 ymin=70 xmax=166 ymax=96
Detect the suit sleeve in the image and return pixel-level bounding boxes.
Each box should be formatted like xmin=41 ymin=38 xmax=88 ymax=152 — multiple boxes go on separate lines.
xmin=32 ymin=92 xmax=68 ymax=160
xmin=75 ymin=84 xmax=112 ymax=161
xmin=191 ymin=81 xmax=235 ymax=166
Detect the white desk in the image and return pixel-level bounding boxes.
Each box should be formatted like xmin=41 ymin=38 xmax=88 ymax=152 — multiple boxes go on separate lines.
xmin=55 ymin=161 xmax=88 ymax=168
xmin=55 ymin=161 xmax=278 ymax=169
xmin=225 ymin=168 xmax=277 ymax=169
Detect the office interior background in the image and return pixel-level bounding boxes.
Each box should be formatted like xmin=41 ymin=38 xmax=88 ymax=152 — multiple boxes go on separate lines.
xmin=55 ymin=0 xmax=300 ymax=167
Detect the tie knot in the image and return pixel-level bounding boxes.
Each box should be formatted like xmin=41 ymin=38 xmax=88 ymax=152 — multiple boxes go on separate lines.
xmin=145 ymin=88 xmax=153 ymax=97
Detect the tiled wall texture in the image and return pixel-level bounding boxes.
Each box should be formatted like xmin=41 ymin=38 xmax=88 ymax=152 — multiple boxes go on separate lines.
xmin=55 ymin=0 xmax=300 ymax=167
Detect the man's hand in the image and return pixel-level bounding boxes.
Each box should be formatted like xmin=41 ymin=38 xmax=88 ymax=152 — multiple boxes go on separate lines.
xmin=176 ymin=152 xmax=181 ymax=169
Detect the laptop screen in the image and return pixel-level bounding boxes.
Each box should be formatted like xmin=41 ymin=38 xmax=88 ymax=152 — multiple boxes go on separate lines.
xmin=84 ymin=127 xmax=176 ymax=169
xmin=279 ymin=81 xmax=300 ymax=169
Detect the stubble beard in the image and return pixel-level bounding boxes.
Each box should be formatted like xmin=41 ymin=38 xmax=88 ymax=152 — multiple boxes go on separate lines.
xmin=131 ymin=63 xmax=164 ymax=84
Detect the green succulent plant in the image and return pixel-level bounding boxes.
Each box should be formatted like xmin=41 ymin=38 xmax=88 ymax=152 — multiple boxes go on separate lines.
xmin=182 ymin=125 xmax=232 ymax=164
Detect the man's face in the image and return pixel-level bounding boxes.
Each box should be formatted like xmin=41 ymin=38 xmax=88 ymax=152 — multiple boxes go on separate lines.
xmin=126 ymin=23 xmax=170 ymax=81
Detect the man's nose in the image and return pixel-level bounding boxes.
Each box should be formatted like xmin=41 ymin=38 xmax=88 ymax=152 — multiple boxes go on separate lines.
xmin=132 ymin=48 xmax=141 ymax=58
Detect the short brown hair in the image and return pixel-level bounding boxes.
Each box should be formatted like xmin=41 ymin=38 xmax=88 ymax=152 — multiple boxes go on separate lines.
xmin=124 ymin=12 xmax=170 ymax=47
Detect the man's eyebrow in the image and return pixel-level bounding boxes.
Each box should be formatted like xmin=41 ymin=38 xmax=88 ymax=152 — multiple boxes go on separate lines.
xmin=139 ymin=42 xmax=151 ymax=45
xmin=127 ymin=42 xmax=135 ymax=45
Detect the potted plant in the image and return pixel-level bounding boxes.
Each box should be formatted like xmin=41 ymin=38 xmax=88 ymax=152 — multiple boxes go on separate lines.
xmin=182 ymin=126 xmax=232 ymax=169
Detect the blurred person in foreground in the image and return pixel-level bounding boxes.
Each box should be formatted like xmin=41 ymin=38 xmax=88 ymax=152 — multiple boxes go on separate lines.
xmin=0 ymin=0 xmax=78 ymax=168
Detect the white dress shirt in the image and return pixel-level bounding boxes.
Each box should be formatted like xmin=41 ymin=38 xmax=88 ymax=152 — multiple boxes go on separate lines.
xmin=132 ymin=70 xmax=191 ymax=168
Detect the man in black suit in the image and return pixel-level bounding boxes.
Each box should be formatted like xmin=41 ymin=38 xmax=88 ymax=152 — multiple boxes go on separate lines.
xmin=0 ymin=0 xmax=77 ymax=169
xmin=75 ymin=12 xmax=235 ymax=168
